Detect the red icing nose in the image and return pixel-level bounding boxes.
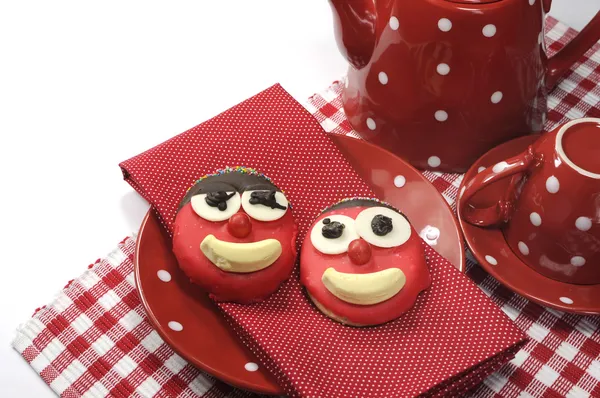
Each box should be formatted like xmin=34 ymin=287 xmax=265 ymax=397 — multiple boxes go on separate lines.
xmin=228 ymin=213 xmax=252 ymax=238
xmin=348 ymin=238 xmax=371 ymax=265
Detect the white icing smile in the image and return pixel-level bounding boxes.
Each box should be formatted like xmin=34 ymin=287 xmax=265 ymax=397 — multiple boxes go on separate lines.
xmin=321 ymin=267 xmax=406 ymax=305
xmin=200 ymin=234 xmax=282 ymax=273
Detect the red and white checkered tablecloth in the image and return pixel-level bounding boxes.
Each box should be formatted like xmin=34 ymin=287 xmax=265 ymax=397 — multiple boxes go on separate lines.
xmin=13 ymin=237 xmax=255 ymax=398
xmin=11 ymin=16 xmax=600 ymax=398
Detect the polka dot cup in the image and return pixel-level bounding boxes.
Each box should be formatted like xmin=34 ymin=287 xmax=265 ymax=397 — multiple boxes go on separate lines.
xmin=459 ymin=118 xmax=600 ymax=285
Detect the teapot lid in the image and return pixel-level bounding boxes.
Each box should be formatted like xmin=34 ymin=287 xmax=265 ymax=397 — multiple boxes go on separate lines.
xmin=444 ymin=0 xmax=501 ymax=3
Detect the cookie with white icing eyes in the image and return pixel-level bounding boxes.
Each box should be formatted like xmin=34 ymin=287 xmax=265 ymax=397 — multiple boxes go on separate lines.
xmin=300 ymin=198 xmax=431 ymax=327
xmin=173 ymin=167 xmax=298 ymax=304
xmin=354 ymin=206 xmax=411 ymax=248
xmin=191 ymin=191 xmax=242 ymax=221
xmin=310 ymin=215 xmax=359 ymax=254
xmin=241 ymin=190 xmax=288 ymax=221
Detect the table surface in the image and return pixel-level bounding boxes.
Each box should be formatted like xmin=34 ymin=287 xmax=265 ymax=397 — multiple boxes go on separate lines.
xmin=1 ymin=1 xmax=598 ymax=396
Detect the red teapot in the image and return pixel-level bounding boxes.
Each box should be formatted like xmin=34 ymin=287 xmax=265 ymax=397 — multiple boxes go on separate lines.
xmin=329 ymin=0 xmax=600 ymax=172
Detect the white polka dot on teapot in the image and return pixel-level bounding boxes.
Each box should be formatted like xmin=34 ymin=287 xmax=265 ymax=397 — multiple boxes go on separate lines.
xmin=378 ymin=72 xmax=388 ymax=85
xmin=366 ymin=118 xmax=376 ymax=130
xmin=530 ymin=212 xmax=542 ymax=226
xmin=428 ymin=156 xmax=441 ymax=168
xmin=491 ymin=92 xmax=503 ymax=104
xmin=576 ymin=217 xmax=592 ymax=231
xmin=518 ymin=242 xmax=529 ymax=256
xmin=483 ymin=24 xmax=497 ymax=37
xmin=437 ymin=63 xmax=450 ymax=76
xmin=546 ymin=176 xmax=560 ymax=194
xmin=438 ymin=18 xmax=452 ymax=32
xmin=435 ymin=110 xmax=448 ymax=122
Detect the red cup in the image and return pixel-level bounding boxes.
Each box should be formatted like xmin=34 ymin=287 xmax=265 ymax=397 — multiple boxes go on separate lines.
xmin=459 ymin=118 xmax=600 ymax=285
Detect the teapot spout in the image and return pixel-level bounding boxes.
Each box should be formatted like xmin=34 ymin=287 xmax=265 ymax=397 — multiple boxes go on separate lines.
xmin=329 ymin=0 xmax=376 ymax=70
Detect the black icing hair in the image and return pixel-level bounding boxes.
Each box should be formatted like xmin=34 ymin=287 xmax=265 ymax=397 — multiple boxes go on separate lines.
xmin=178 ymin=170 xmax=281 ymax=210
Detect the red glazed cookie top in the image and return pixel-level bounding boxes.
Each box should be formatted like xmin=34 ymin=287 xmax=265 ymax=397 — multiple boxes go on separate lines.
xmin=173 ymin=168 xmax=297 ymax=303
xmin=300 ymin=199 xmax=431 ymax=326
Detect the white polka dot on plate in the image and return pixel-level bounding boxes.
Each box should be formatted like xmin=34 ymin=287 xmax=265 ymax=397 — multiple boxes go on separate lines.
xmin=571 ymin=256 xmax=586 ymax=267
xmin=576 ymin=217 xmax=592 ymax=231
xmin=378 ymin=72 xmax=389 ymax=85
xmin=389 ymin=16 xmax=400 ymax=30
xmin=245 ymin=362 xmax=259 ymax=372
xmin=546 ymin=176 xmax=560 ymax=193
xmin=168 ymin=321 xmax=183 ymax=331
xmin=478 ymin=166 xmax=486 ymax=173
xmin=560 ymin=297 xmax=573 ymax=304
xmin=491 ymin=91 xmax=503 ymax=104
xmin=437 ymin=63 xmax=450 ymax=76
xmin=157 ymin=270 xmax=172 ymax=282
xmin=485 ymin=255 xmax=498 ymax=265
xmin=366 ymin=118 xmax=376 ymax=130
xmin=435 ymin=110 xmax=448 ymax=122
xmin=518 ymin=242 xmax=529 ymax=255
xmin=394 ymin=175 xmax=406 ymax=188
xmin=428 ymin=156 xmax=441 ymax=168
xmin=492 ymin=161 xmax=508 ymax=173
xmin=529 ymin=0 xmax=535 ymax=5
xmin=438 ymin=18 xmax=452 ymax=32
xmin=530 ymin=212 xmax=542 ymax=226
xmin=425 ymin=228 xmax=440 ymax=241
xmin=483 ymin=24 xmax=497 ymax=37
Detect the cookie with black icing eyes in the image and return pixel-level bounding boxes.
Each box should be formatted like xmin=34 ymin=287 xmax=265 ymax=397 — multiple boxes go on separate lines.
xmin=172 ymin=167 xmax=298 ymax=303
xmin=300 ymin=198 xmax=431 ymax=326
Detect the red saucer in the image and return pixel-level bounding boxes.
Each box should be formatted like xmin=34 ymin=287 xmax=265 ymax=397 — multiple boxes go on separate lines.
xmin=458 ymin=135 xmax=600 ymax=314
xmin=134 ymin=134 xmax=466 ymax=395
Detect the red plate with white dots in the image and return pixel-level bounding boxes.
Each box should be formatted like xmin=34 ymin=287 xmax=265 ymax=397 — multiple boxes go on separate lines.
xmin=458 ymin=135 xmax=600 ymax=314
xmin=134 ymin=134 xmax=465 ymax=394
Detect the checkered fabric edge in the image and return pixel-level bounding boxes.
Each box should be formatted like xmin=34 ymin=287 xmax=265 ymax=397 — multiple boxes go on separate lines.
xmin=12 ymin=236 xmax=255 ymax=398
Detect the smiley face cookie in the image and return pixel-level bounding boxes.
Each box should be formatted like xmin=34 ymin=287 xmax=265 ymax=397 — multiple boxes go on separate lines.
xmin=300 ymin=198 xmax=431 ymax=326
xmin=173 ymin=167 xmax=298 ymax=303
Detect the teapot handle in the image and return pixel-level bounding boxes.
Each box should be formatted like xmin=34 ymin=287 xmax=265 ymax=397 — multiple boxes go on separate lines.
xmin=546 ymin=11 xmax=600 ymax=89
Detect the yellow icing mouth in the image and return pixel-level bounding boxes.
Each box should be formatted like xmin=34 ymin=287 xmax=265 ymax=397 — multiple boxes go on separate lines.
xmin=200 ymin=234 xmax=282 ymax=273
xmin=321 ymin=267 xmax=406 ymax=305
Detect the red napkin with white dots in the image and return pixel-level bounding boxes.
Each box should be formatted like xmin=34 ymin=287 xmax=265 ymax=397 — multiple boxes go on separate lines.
xmin=119 ymin=84 xmax=527 ymax=397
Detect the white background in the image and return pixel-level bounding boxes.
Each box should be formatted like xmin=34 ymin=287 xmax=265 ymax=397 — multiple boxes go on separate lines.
xmin=0 ymin=1 xmax=598 ymax=396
